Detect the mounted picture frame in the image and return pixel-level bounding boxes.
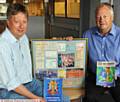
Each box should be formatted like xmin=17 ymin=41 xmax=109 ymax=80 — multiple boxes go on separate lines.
xmin=31 ymin=38 xmax=87 ymax=88
xmin=0 ymin=3 xmax=8 ymax=20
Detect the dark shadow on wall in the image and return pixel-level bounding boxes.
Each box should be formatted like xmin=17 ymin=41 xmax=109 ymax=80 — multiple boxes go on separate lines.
xmin=0 ymin=20 xmax=6 ymax=34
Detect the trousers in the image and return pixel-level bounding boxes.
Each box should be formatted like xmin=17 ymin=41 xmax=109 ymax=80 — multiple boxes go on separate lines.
xmin=0 ymin=78 xmax=70 ymax=102
xmin=85 ymin=72 xmax=120 ymax=102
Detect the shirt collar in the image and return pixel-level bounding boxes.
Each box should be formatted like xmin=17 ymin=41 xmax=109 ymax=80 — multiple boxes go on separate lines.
xmin=2 ymin=28 xmax=25 ymax=44
xmin=94 ymin=23 xmax=116 ymax=37
xmin=110 ymin=23 xmax=116 ymax=36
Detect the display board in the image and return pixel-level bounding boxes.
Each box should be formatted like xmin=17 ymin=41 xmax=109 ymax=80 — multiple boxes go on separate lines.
xmin=31 ymin=39 xmax=87 ymax=88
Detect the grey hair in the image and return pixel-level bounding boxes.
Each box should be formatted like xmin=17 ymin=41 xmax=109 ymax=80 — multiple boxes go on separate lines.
xmin=95 ymin=2 xmax=114 ymax=17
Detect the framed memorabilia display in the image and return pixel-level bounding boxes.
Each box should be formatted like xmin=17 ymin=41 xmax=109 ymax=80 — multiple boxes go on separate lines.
xmin=31 ymin=38 xmax=87 ymax=88
xmin=0 ymin=0 xmax=6 ymax=3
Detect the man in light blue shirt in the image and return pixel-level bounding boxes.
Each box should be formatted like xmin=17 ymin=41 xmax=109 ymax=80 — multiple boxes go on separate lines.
xmin=0 ymin=3 xmax=46 ymax=101
xmin=83 ymin=3 xmax=120 ymax=102
xmin=0 ymin=3 xmax=70 ymax=102
xmin=0 ymin=28 xmax=32 ymax=91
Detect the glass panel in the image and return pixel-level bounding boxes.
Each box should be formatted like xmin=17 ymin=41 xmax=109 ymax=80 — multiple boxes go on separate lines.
xmin=7 ymin=0 xmax=44 ymax=16
xmin=54 ymin=0 xmax=65 ymax=17
xmin=26 ymin=0 xmax=44 ymax=16
xmin=67 ymin=0 xmax=80 ymax=18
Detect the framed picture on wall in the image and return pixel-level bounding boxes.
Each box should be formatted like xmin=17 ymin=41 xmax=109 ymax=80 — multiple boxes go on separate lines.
xmin=0 ymin=0 xmax=6 ymax=3
xmin=0 ymin=3 xmax=8 ymax=20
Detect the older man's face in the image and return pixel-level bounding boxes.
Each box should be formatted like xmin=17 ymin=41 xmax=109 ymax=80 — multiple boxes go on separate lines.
xmin=7 ymin=12 xmax=28 ymax=39
xmin=96 ymin=6 xmax=113 ymax=35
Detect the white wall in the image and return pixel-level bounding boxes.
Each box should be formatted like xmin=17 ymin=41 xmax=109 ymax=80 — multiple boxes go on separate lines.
xmin=100 ymin=0 xmax=109 ymax=3
xmin=26 ymin=16 xmax=45 ymax=39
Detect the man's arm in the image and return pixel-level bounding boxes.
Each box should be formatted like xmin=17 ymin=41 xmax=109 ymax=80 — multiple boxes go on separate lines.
xmin=14 ymin=84 xmax=46 ymax=102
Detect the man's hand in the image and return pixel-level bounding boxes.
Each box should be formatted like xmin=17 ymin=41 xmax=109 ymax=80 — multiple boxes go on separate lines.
xmin=14 ymin=84 xmax=46 ymax=101
xmin=52 ymin=36 xmax=73 ymax=40
xmin=32 ymin=98 xmax=46 ymax=102
xmin=103 ymin=85 xmax=111 ymax=88
xmin=38 ymin=97 xmax=46 ymax=102
xmin=65 ymin=36 xmax=73 ymax=40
